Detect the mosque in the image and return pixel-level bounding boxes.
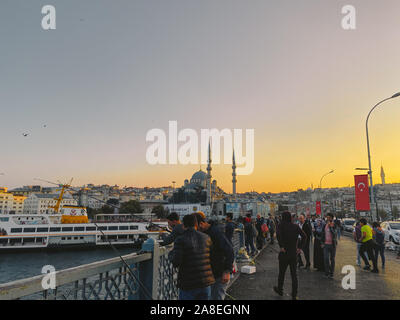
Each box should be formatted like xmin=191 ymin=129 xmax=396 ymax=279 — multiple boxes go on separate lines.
xmin=182 ymin=143 xmax=237 ymax=204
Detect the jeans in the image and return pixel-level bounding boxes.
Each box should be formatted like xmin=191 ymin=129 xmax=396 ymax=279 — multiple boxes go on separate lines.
xmin=211 ymin=276 xmax=230 ymax=300
xmin=323 ymin=244 xmax=336 ymax=276
xmin=356 ymin=242 xmax=368 ymax=265
xmin=360 ymin=240 xmax=378 ymax=270
xmin=277 ymin=252 xmax=298 ymax=298
xmin=375 ymin=244 xmax=385 ymax=267
xmin=336 ymin=229 xmax=341 ymax=240
xmin=179 ymin=286 xmax=211 ymax=300
xmin=245 ymin=237 xmax=256 ymax=255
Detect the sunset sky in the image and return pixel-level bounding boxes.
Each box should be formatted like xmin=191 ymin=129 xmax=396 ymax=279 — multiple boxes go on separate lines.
xmin=1 ymin=0 xmax=400 ymax=193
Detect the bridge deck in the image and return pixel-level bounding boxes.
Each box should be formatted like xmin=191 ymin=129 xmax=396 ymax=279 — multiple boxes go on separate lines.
xmin=228 ymin=235 xmax=400 ymax=300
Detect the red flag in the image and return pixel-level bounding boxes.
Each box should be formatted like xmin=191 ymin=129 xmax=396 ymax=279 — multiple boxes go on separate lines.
xmin=316 ymin=201 xmax=321 ymax=215
xmin=354 ymin=174 xmax=370 ymax=211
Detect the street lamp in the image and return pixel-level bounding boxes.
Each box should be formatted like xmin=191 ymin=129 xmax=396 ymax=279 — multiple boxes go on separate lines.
xmin=319 ymin=169 xmax=334 ymax=217
xmin=365 ymin=92 xmax=400 ymax=221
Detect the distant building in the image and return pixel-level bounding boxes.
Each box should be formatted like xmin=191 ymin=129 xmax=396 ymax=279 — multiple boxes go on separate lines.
xmin=0 ymin=187 xmax=26 ymax=214
xmin=23 ymin=193 xmax=77 ymax=214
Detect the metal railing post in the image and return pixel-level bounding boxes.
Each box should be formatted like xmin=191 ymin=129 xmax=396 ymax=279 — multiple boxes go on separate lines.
xmin=135 ymin=238 xmax=160 ymax=300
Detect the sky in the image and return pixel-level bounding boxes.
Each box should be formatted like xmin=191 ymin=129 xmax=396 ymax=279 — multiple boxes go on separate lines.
xmin=1 ymin=0 xmax=400 ymax=193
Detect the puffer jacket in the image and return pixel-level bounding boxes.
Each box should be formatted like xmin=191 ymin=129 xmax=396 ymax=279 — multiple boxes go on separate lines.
xmin=170 ymin=228 xmax=215 ymax=291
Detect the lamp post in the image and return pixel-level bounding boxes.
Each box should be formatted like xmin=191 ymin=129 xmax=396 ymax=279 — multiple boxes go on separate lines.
xmin=319 ymin=169 xmax=334 ymax=218
xmin=365 ymin=92 xmax=400 ymax=221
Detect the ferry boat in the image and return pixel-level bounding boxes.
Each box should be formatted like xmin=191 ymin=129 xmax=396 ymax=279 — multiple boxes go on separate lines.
xmin=0 ymin=206 xmax=169 ymax=252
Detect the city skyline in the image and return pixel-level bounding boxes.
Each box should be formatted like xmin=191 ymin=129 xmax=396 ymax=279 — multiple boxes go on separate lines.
xmin=1 ymin=0 xmax=400 ymax=193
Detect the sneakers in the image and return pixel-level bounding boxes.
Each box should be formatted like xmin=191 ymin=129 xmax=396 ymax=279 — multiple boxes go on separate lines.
xmin=273 ymin=286 xmax=283 ymax=296
xmin=363 ymin=266 xmax=371 ymax=271
xmin=371 ymin=269 xmax=379 ymax=273
xmin=328 ymin=274 xmax=334 ymax=279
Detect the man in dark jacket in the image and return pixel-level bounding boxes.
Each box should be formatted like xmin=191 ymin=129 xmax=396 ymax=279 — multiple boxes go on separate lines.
xmin=160 ymin=212 xmax=185 ymax=246
xmin=170 ymin=214 xmax=215 ymax=300
xmin=321 ymin=213 xmax=338 ymax=279
xmin=195 ymin=212 xmax=234 ymax=300
xmin=244 ymin=216 xmax=257 ymax=255
xmin=274 ymin=211 xmax=306 ymax=300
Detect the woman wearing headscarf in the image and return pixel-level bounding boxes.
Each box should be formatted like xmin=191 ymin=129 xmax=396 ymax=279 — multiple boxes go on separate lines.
xmin=313 ymin=217 xmax=325 ymax=272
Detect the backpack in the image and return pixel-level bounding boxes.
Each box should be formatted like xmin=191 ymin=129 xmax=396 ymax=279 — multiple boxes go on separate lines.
xmin=353 ymin=225 xmax=362 ymax=243
xmin=261 ymin=223 xmax=269 ymax=234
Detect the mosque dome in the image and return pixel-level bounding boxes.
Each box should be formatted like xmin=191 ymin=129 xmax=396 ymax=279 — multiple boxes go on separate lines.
xmin=190 ymin=170 xmax=207 ymax=187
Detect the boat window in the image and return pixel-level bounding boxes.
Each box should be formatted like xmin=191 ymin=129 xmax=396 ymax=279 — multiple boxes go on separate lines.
xmin=50 ymin=227 xmax=61 ymax=232
xmin=119 ymin=226 xmax=129 ymax=230
xmin=11 ymin=228 xmax=23 ymax=233
xmin=98 ymin=226 xmax=107 ymax=231
xmin=62 ymin=227 xmax=73 ymax=232
xmin=0 ymin=217 xmax=9 ymax=222
xmin=129 ymin=226 xmax=138 ymax=230
xmin=74 ymin=227 xmax=85 ymax=232
xmin=37 ymin=227 xmax=49 ymax=232
xmin=108 ymin=226 xmax=118 ymax=231
xmin=86 ymin=226 xmax=96 ymax=231
xmin=23 ymin=228 xmax=36 ymax=233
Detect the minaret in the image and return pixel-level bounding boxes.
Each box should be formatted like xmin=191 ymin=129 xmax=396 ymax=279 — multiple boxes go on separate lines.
xmin=206 ymin=141 xmax=212 ymax=204
xmin=381 ymin=165 xmax=386 ymax=185
xmin=232 ymin=150 xmax=237 ymax=199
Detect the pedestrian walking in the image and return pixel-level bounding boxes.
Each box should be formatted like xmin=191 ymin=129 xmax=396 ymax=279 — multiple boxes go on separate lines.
xmin=297 ymin=214 xmax=312 ymax=269
xmin=353 ymin=221 xmax=368 ymax=266
xmin=244 ymin=216 xmax=257 ymax=256
xmin=237 ymin=217 xmax=245 ymax=248
xmin=359 ymin=218 xmax=379 ymax=273
xmin=372 ymin=222 xmax=385 ymax=269
xmin=321 ymin=213 xmax=337 ymax=279
xmin=170 ymin=214 xmax=215 ymax=300
xmin=273 ymin=211 xmax=306 ymax=300
xmin=255 ymin=214 xmax=265 ymax=249
xmin=267 ymin=214 xmax=276 ymax=244
xmin=313 ymin=217 xmax=325 ymax=272
xmin=194 ymin=212 xmax=235 ymax=300
xmin=334 ymin=218 xmax=342 ymax=241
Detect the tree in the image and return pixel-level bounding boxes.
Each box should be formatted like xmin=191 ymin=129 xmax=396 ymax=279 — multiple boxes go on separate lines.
xmin=120 ymin=200 xmax=143 ymax=214
xmin=152 ymin=205 xmax=167 ymax=219
xmin=377 ymin=209 xmax=388 ymax=221
xmin=393 ymin=206 xmax=399 ymax=220
xmin=100 ymin=205 xmax=114 ymax=214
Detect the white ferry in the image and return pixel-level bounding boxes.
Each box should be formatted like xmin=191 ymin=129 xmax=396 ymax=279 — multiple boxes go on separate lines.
xmin=0 ymin=205 xmax=169 ymax=252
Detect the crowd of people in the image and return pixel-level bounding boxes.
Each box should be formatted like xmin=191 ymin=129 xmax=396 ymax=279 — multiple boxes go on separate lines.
xmin=274 ymin=212 xmax=399 ymax=300
xmin=159 ymin=210 xmax=399 ymax=300
xmin=160 ymin=211 xmax=275 ymax=300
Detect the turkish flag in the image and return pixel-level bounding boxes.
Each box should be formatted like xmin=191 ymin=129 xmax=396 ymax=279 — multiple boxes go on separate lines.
xmin=354 ymin=174 xmax=370 ymax=211
xmin=316 ymin=201 xmax=321 ymax=215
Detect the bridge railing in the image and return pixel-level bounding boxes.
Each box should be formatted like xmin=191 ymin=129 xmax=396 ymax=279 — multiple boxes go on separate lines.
xmin=0 ymin=230 xmax=244 ymax=300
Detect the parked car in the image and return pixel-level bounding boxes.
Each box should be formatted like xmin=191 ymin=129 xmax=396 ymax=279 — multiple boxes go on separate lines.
xmin=342 ymin=218 xmax=356 ymax=232
xmin=381 ymin=221 xmax=400 ymax=244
